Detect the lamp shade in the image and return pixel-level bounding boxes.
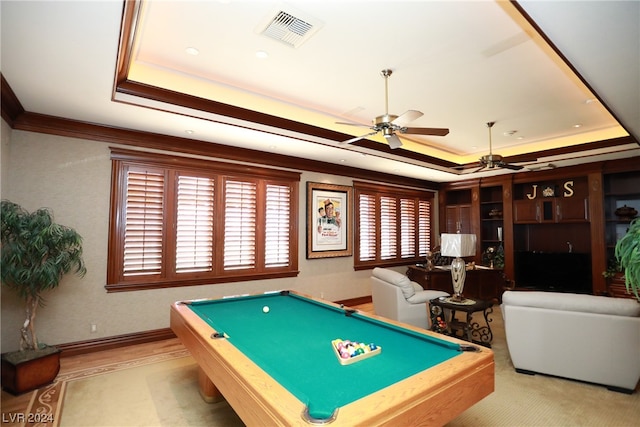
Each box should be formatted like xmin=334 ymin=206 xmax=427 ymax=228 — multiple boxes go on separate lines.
xmin=440 ymin=233 xmax=476 ymax=257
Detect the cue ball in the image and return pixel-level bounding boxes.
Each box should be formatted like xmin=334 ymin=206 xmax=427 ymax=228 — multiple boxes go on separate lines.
xmin=262 ymin=305 xmax=270 ymax=313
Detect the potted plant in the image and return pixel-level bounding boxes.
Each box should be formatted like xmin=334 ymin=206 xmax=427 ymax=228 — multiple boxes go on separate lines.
xmin=602 ymin=258 xmax=621 ymax=280
xmin=1 ymin=200 xmax=86 ymax=394
xmin=615 ymin=217 xmax=640 ymax=301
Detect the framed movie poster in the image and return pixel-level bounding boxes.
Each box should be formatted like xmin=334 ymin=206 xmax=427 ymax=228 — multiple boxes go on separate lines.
xmin=306 ymin=182 xmax=353 ymax=259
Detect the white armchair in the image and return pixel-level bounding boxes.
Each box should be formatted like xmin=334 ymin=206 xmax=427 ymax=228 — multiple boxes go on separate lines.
xmin=502 ymin=290 xmax=640 ymax=393
xmin=371 ymin=267 xmax=449 ymax=329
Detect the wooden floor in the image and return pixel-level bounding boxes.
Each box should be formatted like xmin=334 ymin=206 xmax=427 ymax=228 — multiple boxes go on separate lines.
xmin=0 ymin=301 xmax=375 ymax=419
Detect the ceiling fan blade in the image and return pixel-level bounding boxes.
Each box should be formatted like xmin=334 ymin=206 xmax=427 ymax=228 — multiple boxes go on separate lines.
xmin=341 ymin=131 xmax=379 ymax=145
xmin=386 ymin=134 xmax=403 ymax=149
xmin=402 ymin=127 xmax=450 ymax=136
xmin=391 ymin=110 xmax=423 ymax=127
xmin=335 ymin=121 xmax=370 ymax=128
xmin=451 ymin=161 xmax=481 ymax=170
xmin=499 ymin=163 xmax=524 ymax=171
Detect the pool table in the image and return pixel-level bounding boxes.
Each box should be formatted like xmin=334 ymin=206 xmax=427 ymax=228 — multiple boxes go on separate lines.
xmin=170 ymin=290 xmax=494 ymax=426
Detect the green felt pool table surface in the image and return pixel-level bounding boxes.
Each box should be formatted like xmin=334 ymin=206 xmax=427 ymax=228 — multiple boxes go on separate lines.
xmin=171 ymin=290 xmax=495 ymax=426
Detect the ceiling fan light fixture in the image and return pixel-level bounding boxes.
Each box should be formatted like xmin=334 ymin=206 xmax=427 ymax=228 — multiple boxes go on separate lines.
xmin=337 ymin=69 xmax=448 ymax=147
xmin=476 ymin=121 xmax=524 ymax=172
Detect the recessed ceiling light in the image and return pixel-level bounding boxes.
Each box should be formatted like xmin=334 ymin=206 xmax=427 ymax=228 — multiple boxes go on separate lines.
xmin=573 ymin=124 xmax=582 ymax=128
xmin=185 ymin=47 xmax=199 ymax=56
xmin=584 ymin=98 xmax=597 ymax=105
xmin=503 ymin=130 xmax=518 ymax=136
xmin=185 ymin=129 xmax=194 ymax=135
xmin=256 ymin=50 xmax=269 ymax=59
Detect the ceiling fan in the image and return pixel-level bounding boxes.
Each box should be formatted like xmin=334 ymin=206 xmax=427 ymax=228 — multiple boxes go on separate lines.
xmin=337 ymin=69 xmax=449 ymax=149
xmin=475 ymin=121 xmax=524 ymax=171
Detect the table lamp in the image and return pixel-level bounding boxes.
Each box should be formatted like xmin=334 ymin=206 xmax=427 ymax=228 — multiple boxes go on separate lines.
xmin=440 ymin=233 xmax=477 ymax=301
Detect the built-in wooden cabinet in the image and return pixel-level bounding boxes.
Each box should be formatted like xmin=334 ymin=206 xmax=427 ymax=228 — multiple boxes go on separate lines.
xmin=479 ymin=186 xmax=503 ymax=249
xmin=441 ymin=187 xmax=474 ymax=234
xmin=513 ymin=179 xmax=589 ymax=224
xmin=438 ymin=159 xmax=639 ymax=296
xmin=439 ymin=177 xmax=514 ymax=281
xmin=513 ymin=198 xmax=588 ymax=223
xmin=445 ymin=205 xmax=472 ymax=233
xmin=602 ymin=169 xmax=640 ymax=298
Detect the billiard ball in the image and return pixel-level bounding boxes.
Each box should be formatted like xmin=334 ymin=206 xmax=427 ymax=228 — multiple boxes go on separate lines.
xmin=262 ymin=305 xmax=270 ymax=313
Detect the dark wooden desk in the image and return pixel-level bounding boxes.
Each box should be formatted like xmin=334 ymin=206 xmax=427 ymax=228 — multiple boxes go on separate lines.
xmin=407 ymin=265 xmax=505 ymax=302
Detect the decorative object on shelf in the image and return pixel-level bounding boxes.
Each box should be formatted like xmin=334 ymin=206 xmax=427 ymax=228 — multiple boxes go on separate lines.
xmin=425 ymin=251 xmax=435 ymax=271
xmin=497 ymin=227 xmax=503 ymax=242
xmin=488 ymin=208 xmax=503 ymax=218
xmin=542 ymin=185 xmax=556 ymax=197
xmin=602 ymin=259 xmax=621 ymax=279
xmin=440 ymin=233 xmax=477 ymax=302
xmin=494 ymin=244 xmax=505 ymax=269
xmin=482 ymin=245 xmax=504 ymax=269
xmin=615 ymin=217 xmax=640 ymax=300
xmin=614 ymin=205 xmax=638 ymax=220
xmin=484 ymin=246 xmax=496 ymax=268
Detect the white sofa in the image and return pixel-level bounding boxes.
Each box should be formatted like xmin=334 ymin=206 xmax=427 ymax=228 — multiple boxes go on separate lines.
xmin=501 ymin=290 xmax=640 ymax=393
xmin=371 ymin=267 xmax=449 ymax=329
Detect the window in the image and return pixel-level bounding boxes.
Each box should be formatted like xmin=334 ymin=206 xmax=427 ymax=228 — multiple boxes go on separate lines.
xmin=107 ymin=149 xmax=299 ymax=292
xmin=354 ymin=181 xmax=434 ymax=269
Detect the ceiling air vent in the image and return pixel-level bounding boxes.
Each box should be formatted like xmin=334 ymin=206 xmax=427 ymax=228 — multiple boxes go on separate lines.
xmin=257 ymin=8 xmax=322 ymax=48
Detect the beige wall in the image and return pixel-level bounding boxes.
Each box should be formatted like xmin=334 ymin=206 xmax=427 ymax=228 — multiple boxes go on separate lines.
xmin=1 ymin=125 xmax=407 ymax=353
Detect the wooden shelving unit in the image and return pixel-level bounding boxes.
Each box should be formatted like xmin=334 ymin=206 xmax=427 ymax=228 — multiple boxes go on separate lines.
xmin=603 ymin=170 xmax=640 ymax=298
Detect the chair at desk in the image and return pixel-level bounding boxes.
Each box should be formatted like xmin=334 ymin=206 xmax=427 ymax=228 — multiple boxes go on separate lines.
xmin=371 ymin=267 xmax=449 ymax=329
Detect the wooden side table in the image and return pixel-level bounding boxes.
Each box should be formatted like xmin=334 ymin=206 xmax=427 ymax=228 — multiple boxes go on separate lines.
xmin=429 ymin=297 xmax=494 ymax=347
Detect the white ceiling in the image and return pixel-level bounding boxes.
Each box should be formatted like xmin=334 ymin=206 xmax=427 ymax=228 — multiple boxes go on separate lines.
xmin=1 ymin=1 xmax=638 ymax=183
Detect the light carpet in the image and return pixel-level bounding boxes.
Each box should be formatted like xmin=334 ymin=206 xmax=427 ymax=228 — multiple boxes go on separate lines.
xmin=54 ymin=309 xmax=638 ymax=426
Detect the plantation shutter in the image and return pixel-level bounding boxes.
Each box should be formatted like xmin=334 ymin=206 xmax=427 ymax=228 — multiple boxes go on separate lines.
xmin=380 ymin=196 xmax=397 ymax=260
xmin=123 ymin=168 xmax=165 ymax=277
xmin=353 ymin=181 xmax=434 ymax=268
xmin=176 ymin=175 xmax=215 ymax=273
xmin=418 ymin=200 xmax=432 ymax=257
xmin=358 ymin=193 xmax=377 ymax=261
xmin=265 ymin=184 xmax=291 ymax=268
xmin=400 ymin=198 xmax=416 ymax=258
xmin=108 ymin=148 xmax=300 ymax=291
xmin=224 ymin=179 xmax=257 ymax=270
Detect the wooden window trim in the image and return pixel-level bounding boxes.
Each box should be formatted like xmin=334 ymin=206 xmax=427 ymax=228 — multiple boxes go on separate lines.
xmin=107 ymin=148 xmax=300 ymax=292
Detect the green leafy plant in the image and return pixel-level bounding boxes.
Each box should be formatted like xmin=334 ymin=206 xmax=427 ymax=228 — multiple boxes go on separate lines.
xmin=615 ymin=217 xmax=640 ymax=300
xmin=602 ymin=258 xmax=621 ymax=279
xmin=1 ymin=200 xmax=86 ymax=351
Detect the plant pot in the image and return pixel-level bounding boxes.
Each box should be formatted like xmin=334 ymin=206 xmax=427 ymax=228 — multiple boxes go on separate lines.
xmin=1 ymin=346 xmax=61 ymax=394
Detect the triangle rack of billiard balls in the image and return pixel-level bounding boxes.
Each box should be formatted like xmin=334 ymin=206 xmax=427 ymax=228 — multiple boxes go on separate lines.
xmin=332 ymin=339 xmax=381 ymax=365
